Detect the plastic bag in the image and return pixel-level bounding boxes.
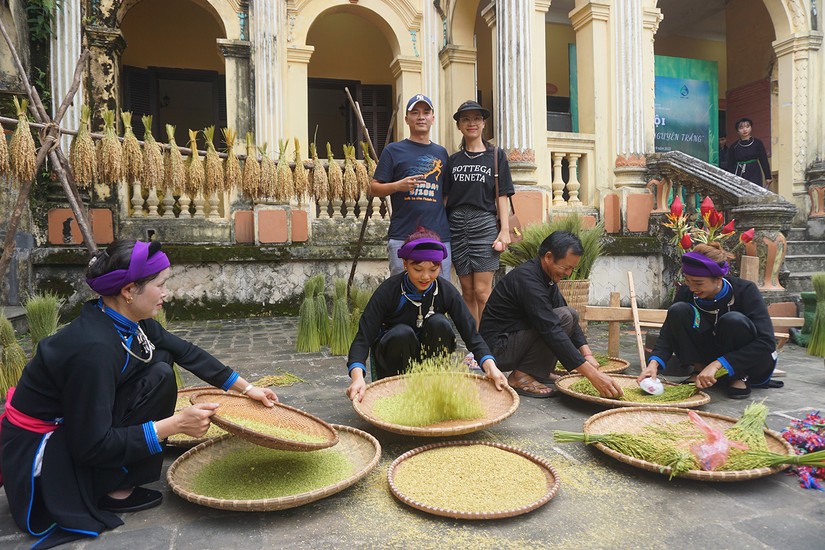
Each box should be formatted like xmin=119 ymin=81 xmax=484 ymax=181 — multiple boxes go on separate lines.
xmin=688 ymin=410 xmax=748 ymax=471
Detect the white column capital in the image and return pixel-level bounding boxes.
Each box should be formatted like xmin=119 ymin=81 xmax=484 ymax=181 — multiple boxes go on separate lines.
xmin=481 ymin=1 xmax=496 ymax=29
xmin=773 ymin=31 xmax=823 ymax=58
xmin=390 ymin=55 xmax=423 ymax=79
xmin=535 ymin=0 xmax=552 ymax=14
xmin=642 ymin=7 xmax=663 ymax=35
xmin=286 ymin=44 xmax=314 ymax=64
xmin=569 ymin=1 xmax=610 ymax=31
xmin=438 ymin=44 xmax=477 ymax=69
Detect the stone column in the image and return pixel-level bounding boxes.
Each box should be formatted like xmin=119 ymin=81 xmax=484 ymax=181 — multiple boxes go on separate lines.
xmin=533 ymin=0 xmax=552 ymax=191
xmin=285 ymin=45 xmax=314 ymax=149
xmin=250 ymin=0 xmax=283 ymax=150
xmin=390 ymin=56 xmax=424 ymax=139
xmin=50 ymin=0 xmax=83 ymax=153
xmin=439 ymin=45 xmax=476 ymax=150
xmin=217 ymin=39 xmax=252 ymax=143
xmin=84 ymin=26 xmax=126 ymax=120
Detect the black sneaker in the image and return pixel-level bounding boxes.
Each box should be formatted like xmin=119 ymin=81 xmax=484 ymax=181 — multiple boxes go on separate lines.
xmin=99 ymin=487 xmax=163 ymax=513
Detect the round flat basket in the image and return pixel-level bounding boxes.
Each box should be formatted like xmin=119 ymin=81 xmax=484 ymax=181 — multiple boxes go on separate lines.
xmin=167 ymin=387 xmax=228 ymax=448
xmin=167 ymin=425 xmax=381 ymax=511
xmin=554 ymin=356 xmax=629 ymax=375
xmin=555 ymin=374 xmax=710 ymax=408
xmin=387 ymin=440 xmax=559 ymax=520
xmin=352 ymin=372 xmax=519 ymax=437
xmin=583 ymin=407 xmax=795 ymax=481
xmin=190 ymin=391 xmax=338 ymax=451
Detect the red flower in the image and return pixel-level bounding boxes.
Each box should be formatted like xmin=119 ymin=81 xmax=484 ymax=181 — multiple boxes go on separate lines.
xmin=722 ymin=219 xmax=735 ymax=235
xmin=700 ymin=196 xmax=715 ymax=218
xmin=670 ymin=195 xmax=684 ymax=217
xmin=708 ymin=209 xmax=725 ymax=229
xmin=740 ymin=228 xmax=755 ymax=244
xmin=679 ymin=233 xmax=693 ymax=250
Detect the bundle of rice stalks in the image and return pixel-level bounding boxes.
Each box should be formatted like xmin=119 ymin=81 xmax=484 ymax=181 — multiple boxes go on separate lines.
xmin=569 ymin=377 xmax=700 ymax=403
xmin=259 ymin=143 xmax=276 ymax=199
xmin=807 ymin=273 xmax=825 ymax=357
xmin=97 ymin=107 xmax=123 ymax=185
xmin=372 ymin=354 xmax=485 ymax=426
xmin=312 ymin=274 xmax=329 ymax=346
xmin=23 ymin=291 xmax=61 ymax=353
xmin=185 ymin=129 xmax=204 ymax=197
xmin=120 ymin=111 xmax=143 ymax=185
xmin=275 ymin=138 xmax=294 ymax=202
xmin=296 ymin=276 xmax=322 ymax=353
xmin=9 ymin=97 xmax=36 ymax=185
xmin=154 ymin=308 xmax=183 ymax=388
xmin=222 ymin=127 xmax=241 ymax=193
xmin=326 ymin=142 xmax=343 ymax=203
xmin=0 ymin=314 xmax=27 ymax=393
xmin=69 ymin=105 xmax=96 ymax=187
xmin=202 ymin=126 xmax=224 ymax=196
xmin=141 ymin=115 xmax=163 ymax=190
xmin=720 ymin=448 xmax=825 ymax=471
xmin=164 ymin=124 xmax=185 ymax=194
xmin=241 ymin=133 xmax=261 ymax=200
xmin=293 ymin=138 xmax=308 ymax=205
xmin=328 ymin=279 xmax=352 ymax=356
xmin=361 ymin=142 xmax=375 ymax=179
xmin=0 ymin=356 xmax=7 ymax=401
xmin=724 ymin=400 xmax=770 ymax=452
xmin=354 ymin=144 xmax=370 ymax=196
xmin=349 ymin=285 xmax=374 ymax=339
xmin=0 ymin=120 xmax=9 ymax=179
xmin=309 ymin=142 xmax=328 ymax=203
xmin=342 ymin=144 xmax=359 ymax=202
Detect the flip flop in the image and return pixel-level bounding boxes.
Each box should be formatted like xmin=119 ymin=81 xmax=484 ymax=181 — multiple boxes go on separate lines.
xmin=508 ymin=371 xmax=557 ymax=398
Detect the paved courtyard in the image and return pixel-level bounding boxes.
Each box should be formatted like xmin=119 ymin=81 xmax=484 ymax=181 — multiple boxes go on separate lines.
xmin=2 ymin=316 xmax=824 ymax=549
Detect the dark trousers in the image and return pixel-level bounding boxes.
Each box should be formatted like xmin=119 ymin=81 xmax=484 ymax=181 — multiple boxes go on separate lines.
xmin=664 ymin=302 xmax=775 ymax=383
xmin=492 ymin=306 xmax=578 ymax=379
xmin=372 ymin=314 xmax=456 ymax=379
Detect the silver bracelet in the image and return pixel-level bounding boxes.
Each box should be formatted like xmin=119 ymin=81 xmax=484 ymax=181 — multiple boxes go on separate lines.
xmin=241 ymin=384 xmax=254 ymax=396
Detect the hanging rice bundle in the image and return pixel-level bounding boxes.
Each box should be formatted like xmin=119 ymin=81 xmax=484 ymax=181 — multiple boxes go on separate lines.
xmin=154 ymin=308 xmax=184 ymax=388
xmin=23 ymin=291 xmax=62 ymax=353
xmin=241 ymin=133 xmax=261 ymax=200
xmin=361 ymin=141 xmax=375 ymax=179
xmin=326 ymin=142 xmax=343 ymax=202
xmin=293 ymin=138 xmax=308 ymax=205
xmin=328 ymin=278 xmax=352 ymax=356
xmin=69 ymin=105 xmax=96 ymax=188
xmin=275 ymin=138 xmax=294 ymax=202
xmin=258 ymin=143 xmax=276 ymax=199
xmin=164 ymin=124 xmax=185 ymax=194
xmin=0 ymin=119 xmax=9 ymax=179
xmin=0 ymin=314 xmax=27 ymax=392
xmin=222 ymin=127 xmax=241 ymax=193
xmin=349 ymin=285 xmax=374 ymax=339
xmin=185 ymin=129 xmax=204 ymax=196
xmin=141 ymin=115 xmax=163 ymax=190
xmin=807 ymin=273 xmax=825 ymax=357
xmin=354 ymin=143 xmax=370 ymax=196
xmin=9 ymin=97 xmax=36 ymax=185
xmin=309 ymin=142 xmax=328 ymax=202
xmin=201 ymin=125 xmax=224 ymax=196
xmin=311 ymin=274 xmax=329 ymax=346
xmin=296 ymin=276 xmax=321 ymax=353
xmin=342 ymin=144 xmax=359 ymax=202
xmin=120 ymin=111 xmax=143 ymax=185
xmin=97 ymin=107 xmax=123 ymax=185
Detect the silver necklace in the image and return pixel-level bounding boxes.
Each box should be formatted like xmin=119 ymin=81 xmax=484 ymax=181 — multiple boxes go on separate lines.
xmin=463 ymin=150 xmax=485 ymax=159
xmin=739 ymin=138 xmax=754 ymax=147
xmin=121 ymin=326 xmax=155 ymax=363
xmin=401 ymin=279 xmax=439 ymax=328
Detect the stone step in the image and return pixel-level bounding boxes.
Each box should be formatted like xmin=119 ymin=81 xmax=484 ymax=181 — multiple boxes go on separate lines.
xmin=783 ymin=255 xmax=825 ymax=273
xmin=787 ymin=240 xmax=825 ymax=256
xmin=1 ymin=306 xmax=27 ymax=335
xmin=788 ymin=227 xmax=807 ymax=241
xmin=786 ymin=272 xmax=816 ymax=294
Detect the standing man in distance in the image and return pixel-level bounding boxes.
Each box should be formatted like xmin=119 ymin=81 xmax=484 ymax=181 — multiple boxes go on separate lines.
xmin=370 ymin=94 xmax=452 ymax=280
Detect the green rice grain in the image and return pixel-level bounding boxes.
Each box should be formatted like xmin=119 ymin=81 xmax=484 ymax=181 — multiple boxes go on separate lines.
xmin=568 ymin=377 xmax=700 ymax=403
xmin=220 ymin=415 xmax=327 ymax=444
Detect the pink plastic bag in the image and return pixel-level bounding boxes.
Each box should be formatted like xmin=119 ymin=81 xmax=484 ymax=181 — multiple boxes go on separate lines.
xmin=687 ymin=410 xmax=748 ymax=471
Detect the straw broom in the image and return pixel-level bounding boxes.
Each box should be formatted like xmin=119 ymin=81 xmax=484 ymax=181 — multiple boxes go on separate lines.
xmin=293 ymin=138 xmax=308 ymax=206
xmin=241 ymin=132 xmax=261 ymax=200
xmin=69 ymin=104 xmax=96 ymax=188
xmin=326 ymin=142 xmax=343 ymax=204
xmin=9 ymin=96 xmax=36 ymax=185
xmin=141 ymin=115 xmax=163 ymax=190
xmin=23 ymin=291 xmax=61 ymax=353
xmin=185 ymin=129 xmax=204 ymax=197
xmin=120 ymin=111 xmax=143 ymax=185
xmin=342 ymin=144 xmax=359 ymax=202
xmin=295 ymin=276 xmax=321 ymax=353
xmin=222 ymin=127 xmax=241 ymax=194
xmin=202 ymin=126 xmax=224 ymax=196
xmin=275 ymin=138 xmax=293 ymax=203
xmin=97 ymin=107 xmax=123 ymax=185
xmin=164 ymin=124 xmax=185 ymax=194
xmin=259 ymin=143 xmax=276 ymax=199
xmin=807 ymin=273 xmax=825 ymax=357
xmin=328 ymin=278 xmax=352 ymax=356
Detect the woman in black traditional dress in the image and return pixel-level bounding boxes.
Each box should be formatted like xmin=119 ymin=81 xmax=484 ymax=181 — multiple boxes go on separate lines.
xmin=0 ymin=239 xmax=277 ymax=549
xmin=725 ymin=117 xmax=772 ymax=188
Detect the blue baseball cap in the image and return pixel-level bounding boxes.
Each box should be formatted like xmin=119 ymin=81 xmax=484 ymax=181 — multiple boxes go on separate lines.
xmin=406 ymin=94 xmax=434 ymax=112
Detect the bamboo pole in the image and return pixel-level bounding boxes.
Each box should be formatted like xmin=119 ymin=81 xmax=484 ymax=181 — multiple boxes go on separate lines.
xmin=627 ymin=272 xmax=647 ymax=370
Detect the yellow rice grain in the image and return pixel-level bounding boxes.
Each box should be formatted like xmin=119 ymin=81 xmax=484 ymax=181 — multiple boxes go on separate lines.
xmin=140 ymin=115 xmax=163 ymax=189
xmin=120 ymin=111 xmax=143 ymax=184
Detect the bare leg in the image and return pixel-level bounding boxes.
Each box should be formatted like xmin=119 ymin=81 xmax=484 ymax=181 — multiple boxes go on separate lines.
xmin=472 ymin=271 xmax=495 ymax=324
xmin=459 ymin=273 xmax=478 ymax=324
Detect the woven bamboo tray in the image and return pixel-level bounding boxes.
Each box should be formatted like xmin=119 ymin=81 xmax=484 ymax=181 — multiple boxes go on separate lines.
xmin=190 ymin=391 xmax=338 ymax=451
xmin=583 ymin=407 xmax=795 ymax=481
xmin=387 ymin=440 xmax=560 ymax=520
xmin=553 ymin=356 xmax=630 ymax=375
xmin=167 ymin=425 xmax=381 ymax=511
xmin=167 ymin=386 xmax=228 ymax=448
xmin=555 ymin=374 xmax=710 ymax=408
xmin=352 ymin=372 xmax=519 ymax=437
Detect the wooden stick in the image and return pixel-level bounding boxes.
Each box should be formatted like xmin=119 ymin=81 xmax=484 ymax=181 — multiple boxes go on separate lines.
xmin=628 ymin=272 xmax=647 ymax=369
xmin=607 ymin=291 xmax=621 ymax=357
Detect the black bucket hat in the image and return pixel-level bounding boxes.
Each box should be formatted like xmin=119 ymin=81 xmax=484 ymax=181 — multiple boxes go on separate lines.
xmin=453 ymin=100 xmax=491 ymax=121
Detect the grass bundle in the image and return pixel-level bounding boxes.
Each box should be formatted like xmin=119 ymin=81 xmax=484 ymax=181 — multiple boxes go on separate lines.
xmin=293 ymin=138 xmax=308 ymax=205
xmin=0 ymin=356 xmax=7 ymax=401
xmin=309 ymin=142 xmax=328 ymax=203
xmin=275 ymin=139 xmax=294 ymax=202
xmin=185 ymin=129 xmax=204 ymax=196
xmin=259 ymin=143 xmax=276 ymax=199
xmin=568 ymin=377 xmax=701 ymax=403
xmin=342 ymin=144 xmax=359 ymax=202
xmin=10 ymin=97 xmax=36 ymax=185
xmin=120 ymin=111 xmax=143 ymax=185
xmin=326 ymin=142 xmax=343 ymax=203
xmin=724 ymin=401 xmax=770 ymax=452
xmin=328 ymin=278 xmax=352 ymax=356
xmin=0 ymin=314 xmax=27 ymax=394
xmin=349 ymin=285 xmax=374 ymax=339
xmin=0 ymin=120 xmax=9 ymax=179
xmin=202 ymin=126 xmax=224 ymax=196
xmin=361 ymin=141 xmax=375 ymax=179
xmin=354 ymin=145 xmax=370 ymax=197
xmin=222 ymin=128 xmax=241 ymax=193
xmin=154 ymin=308 xmax=184 ymax=388
xmin=807 ymin=273 xmax=825 ymax=357
xmin=372 ymin=354 xmax=485 ymax=427
xmin=296 ymin=276 xmax=322 ymax=353
xmin=241 ymin=133 xmax=261 ymax=200
xmin=70 ymin=105 xmax=96 ymax=187
xmin=312 ymin=274 xmax=330 ymax=346
xmin=97 ymin=107 xmax=123 ymax=185
xmin=23 ymin=291 xmax=61 ymax=353
xmin=141 ymin=115 xmax=163 ymax=189
xmin=164 ymin=124 xmax=185 ymax=194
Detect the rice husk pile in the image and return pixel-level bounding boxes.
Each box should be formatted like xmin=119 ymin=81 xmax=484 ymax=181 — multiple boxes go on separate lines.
xmin=96 ymin=107 xmax=123 ymax=185
xmin=69 ymin=104 xmax=96 ymax=187
xmin=309 ymin=142 xmax=328 ymax=203
xmin=259 ymin=143 xmax=276 ymax=199
xmin=202 ymin=125 xmax=224 ymax=196
xmin=10 ymin=97 xmax=36 ymax=185
xmin=326 ymin=142 xmax=343 ymax=203
xmin=241 ymin=133 xmax=261 ymax=200
xmin=222 ymin=127 xmax=241 ymax=193
xmin=372 ymin=354 xmax=484 ymax=426
xmin=192 ymin=444 xmax=353 ymax=500
xmin=392 ymin=445 xmax=547 ymax=513
xmin=185 ymin=129 xmax=204 ymax=196
xmin=275 ymin=138 xmax=294 ymax=202
xmin=293 ymin=138 xmax=308 ymax=205
xmin=164 ymin=124 xmax=185 ymax=194
xmin=141 ymin=115 xmax=163 ymax=189
xmin=120 ymin=111 xmax=143 ymax=185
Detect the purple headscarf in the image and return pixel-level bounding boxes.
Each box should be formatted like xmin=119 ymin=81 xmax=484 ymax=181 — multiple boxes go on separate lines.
xmin=86 ymin=241 xmax=170 ymax=296
xmin=397 ymin=238 xmax=448 ymax=263
xmin=681 ymin=251 xmax=729 ymax=278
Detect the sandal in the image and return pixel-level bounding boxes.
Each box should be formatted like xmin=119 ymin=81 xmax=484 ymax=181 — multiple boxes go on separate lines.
xmin=508 ymin=371 xmax=557 ymax=398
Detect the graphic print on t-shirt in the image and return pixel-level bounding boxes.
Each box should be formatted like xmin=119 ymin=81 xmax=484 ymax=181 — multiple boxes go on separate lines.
xmin=404 ymin=155 xmax=443 ymax=202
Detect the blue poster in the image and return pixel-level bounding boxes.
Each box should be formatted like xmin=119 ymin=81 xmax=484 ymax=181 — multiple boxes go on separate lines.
xmin=654 ymin=76 xmax=711 ymax=161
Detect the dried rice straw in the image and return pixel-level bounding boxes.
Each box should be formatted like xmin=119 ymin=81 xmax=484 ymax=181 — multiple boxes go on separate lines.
xmin=329 ymin=278 xmax=352 ymax=356
xmin=296 ymin=276 xmax=321 ymax=353
xmin=69 ymin=105 xmax=96 ymax=188
xmin=354 ymin=144 xmax=370 ymax=197
xmin=309 ymin=142 xmax=328 ymax=202
xmin=361 ymin=142 xmax=375 ymax=179
xmin=258 ymin=143 xmax=276 ymax=199
xmin=185 ymin=129 xmax=204 ymax=197
xmin=97 ymin=107 xmax=123 ymax=185
xmin=293 ymin=138 xmax=308 ymax=205
xmin=164 ymin=124 xmax=185 ymax=194
xmin=326 ymin=142 xmax=343 ymax=202
xmin=312 ymin=274 xmax=329 ymax=346
xmin=10 ymin=97 xmax=36 ymax=185
xmin=222 ymin=128 xmax=241 ymax=193
xmin=120 ymin=111 xmax=143 ymax=185
xmin=202 ymin=126 xmax=224 ymax=196
xmin=241 ymin=132 xmax=261 ymax=200
xmin=342 ymin=144 xmax=359 ymax=202
xmin=0 ymin=119 xmax=9 ymax=178
xmin=275 ymin=138 xmax=293 ymax=202
xmin=141 ymin=115 xmax=163 ymax=189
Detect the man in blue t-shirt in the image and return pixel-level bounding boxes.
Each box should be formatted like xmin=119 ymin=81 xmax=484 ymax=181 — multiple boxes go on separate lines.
xmin=370 ymin=94 xmax=452 ymax=280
